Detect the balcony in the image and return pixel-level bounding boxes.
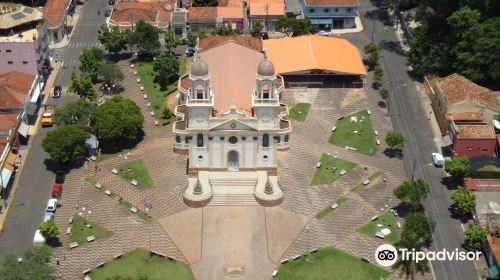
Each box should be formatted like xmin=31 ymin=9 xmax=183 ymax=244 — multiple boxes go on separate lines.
xmin=187 ymin=94 xmax=213 ymax=105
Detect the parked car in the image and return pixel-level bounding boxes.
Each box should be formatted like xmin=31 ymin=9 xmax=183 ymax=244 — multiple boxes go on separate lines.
xmin=185 ymin=47 xmax=195 ymax=56
xmin=53 ymin=85 xmax=62 ymax=98
xmin=316 ymin=30 xmax=329 ymax=36
xmin=33 ymin=230 xmax=45 ymax=246
xmin=108 ymin=0 xmax=115 ymax=5
xmin=52 ymin=183 xmax=62 ymax=197
xmin=46 ymin=198 xmax=58 ymax=212
xmin=42 ymin=212 xmax=54 ymax=222
xmin=432 ymin=153 xmax=445 ymax=166
xmin=55 ymin=171 xmax=65 ymax=184
xmin=105 ymin=9 xmax=111 ymax=17
xmin=41 ymin=112 xmax=53 ymax=126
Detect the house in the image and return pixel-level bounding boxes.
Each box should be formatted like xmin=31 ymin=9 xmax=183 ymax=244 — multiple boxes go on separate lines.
xmin=187 ymin=6 xmax=243 ymax=32
xmin=449 ymin=121 xmax=497 ymax=158
xmin=109 ymin=1 xmax=173 ymax=30
xmin=0 ymin=71 xmax=39 ymax=127
xmin=300 ymin=0 xmax=359 ymax=30
xmin=0 ymin=113 xmax=20 ymax=190
xmin=263 ymin=35 xmax=366 ymax=87
xmin=217 ymin=7 xmax=244 ymax=29
xmin=247 ymin=0 xmax=285 ymax=31
xmin=43 ymin=0 xmax=74 ymax=44
xmin=174 ymin=37 xmax=290 ymax=205
xmin=424 ymin=73 xmax=500 ymax=135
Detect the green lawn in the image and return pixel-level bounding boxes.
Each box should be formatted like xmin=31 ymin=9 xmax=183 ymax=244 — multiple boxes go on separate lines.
xmin=358 ymin=211 xmax=399 ymax=244
xmin=329 ymin=110 xmax=378 ymax=155
xmin=118 ymin=159 xmax=153 ymax=189
xmin=89 ymin=249 xmax=195 ymax=280
xmin=288 ymin=103 xmax=312 ymax=121
xmin=368 ymin=171 xmax=382 ymax=181
xmin=311 ymin=154 xmax=356 ymax=185
xmin=70 ymin=215 xmax=111 ymax=245
xmin=315 ymin=197 xmax=348 ymax=219
xmin=122 ymin=200 xmax=149 ymax=221
xmin=97 ymin=148 xmax=132 ymax=163
xmin=352 ymin=171 xmax=383 ymax=193
xmin=275 ymin=247 xmax=389 ymax=280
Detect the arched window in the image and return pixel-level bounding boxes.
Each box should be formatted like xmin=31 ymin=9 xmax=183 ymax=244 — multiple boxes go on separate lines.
xmin=262 ymin=134 xmax=269 ymax=147
xmin=197 ymin=134 xmax=204 ymax=147
xmin=175 ymin=135 xmax=181 ymax=143
xmin=262 ymin=84 xmax=270 ymax=99
xmin=196 ymin=84 xmax=204 ymax=99
xmin=284 ymin=134 xmax=289 ymax=142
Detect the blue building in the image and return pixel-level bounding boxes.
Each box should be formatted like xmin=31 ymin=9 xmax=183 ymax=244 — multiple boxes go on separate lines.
xmin=300 ymin=0 xmax=359 ymax=30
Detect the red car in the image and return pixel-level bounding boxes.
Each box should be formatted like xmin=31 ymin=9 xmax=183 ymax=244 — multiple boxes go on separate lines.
xmin=52 ymin=183 xmax=62 ymax=197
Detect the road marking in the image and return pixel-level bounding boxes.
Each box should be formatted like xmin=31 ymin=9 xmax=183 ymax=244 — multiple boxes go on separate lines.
xmin=460 ymin=223 xmax=465 ymax=231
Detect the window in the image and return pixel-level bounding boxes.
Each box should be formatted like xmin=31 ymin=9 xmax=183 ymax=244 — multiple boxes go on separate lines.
xmin=22 ymin=61 xmax=28 ymax=64
xmin=197 ymin=134 xmax=204 ymax=147
xmin=175 ymin=135 xmax=181 ymax=143
xmin=274 ymin=136 xmax=280 ymax=143
xmin=6 ymin=50 xmax=11 ymax=52
xmin=228 ymin=136 xmax=238 ymax=144
xmin=324 ymin=8 xmax=329 ymax=12
xmin=263 ymin=89 xmax=269 ymax=99
xmin=197 ymin=90 xmax=204 ymax=99
xmin=7 ymin=61 xmax=13 ymax=64
xmin=262 ymin=134 xmax=269 ymax=147
xmin=346 ymin=8 xmax=352 ymax=12
xmin=309 ymin=8 xmax=315 ymax=13
xmin=335 ymin=8 xmax=339 ymax=12
xmin=284 ymin=134 xmax=290 ymax=142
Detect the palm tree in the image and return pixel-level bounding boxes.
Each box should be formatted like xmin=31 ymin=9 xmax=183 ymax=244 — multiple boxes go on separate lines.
xmin=392 ymin=234 xmax=430 ymax=280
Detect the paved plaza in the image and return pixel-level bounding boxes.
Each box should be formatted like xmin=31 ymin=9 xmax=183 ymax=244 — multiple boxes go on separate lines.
xmin=51 ymin=59 xmax=419 ymax=279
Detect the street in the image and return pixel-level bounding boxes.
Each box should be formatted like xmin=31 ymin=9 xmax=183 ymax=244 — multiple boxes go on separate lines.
xmin=0 ymin=0 xmax=108 ymax=263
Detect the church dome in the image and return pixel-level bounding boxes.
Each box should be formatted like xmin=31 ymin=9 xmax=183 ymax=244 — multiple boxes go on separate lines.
xmin=257 ymin=59 xmax=275 ymax=76
xmin=191 ymin=58 xmax=209 ymax=76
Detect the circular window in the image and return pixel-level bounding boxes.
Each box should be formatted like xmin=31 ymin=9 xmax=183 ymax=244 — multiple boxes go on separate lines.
xmin=228 ymin=136 xmax=238 ymax=144
xmin=263 ymin=155 xmax=268 ymax=160
xmin=198 ymin=155 xmax=203 ymax=160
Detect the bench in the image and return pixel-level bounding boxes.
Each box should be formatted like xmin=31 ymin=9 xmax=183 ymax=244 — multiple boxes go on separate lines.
xmin=339 ymin=169 xmax=347 ymax=176
xmin=371 ymin=215 xmax=378 ymax=221
xmin=69 ymin=242 xmax=78 ymax=249
xmin=367 ymin=110 xmax=371 ymax=115
xmin=144 ymin=94 xmax=147 ymax=99
xmin=68 ymin=217 xmax=73 ymax=224
xmin=84 ymin=276 xmax=91 ymax=280
xmin=316 ymin=162 xmax=321 ymax=168
xmin=272 ymin=270 xmax=278 ymax=277
xmin=83 ymin=268 xmax=91 ymax=275
xmin=154 ymin=121 xmax=159 ymax=126
xmin=310 ymin=248 xmax=319 ymax=254
xmin=168 ymin=256 xmax=176 ymax=262
xmin=86 ymin=235 xmax=95 ymax=242
xmin=140 ymin=86 xmax=144 ymax=91
xmin=114 ymin=254 xmax=123 ymax=260
xmin=129 ymin=207 xmax=138 ymax=213
xmin=131 ymin=180 xmax=138 ymax=186
xmin=66 ymin=227 xmax=71 ymax=235
xmin=292 ymin=255 xmax=301 ymax=261
xmin=361 ymin=257 xmax=371 ymax=263
xmin=96 ymin=262 xmax=105 ymax=269
xmin=150 ymin=111 xmax=155 ymax=116
xmin=376 ymin=140 xmax=380 ymax=145
xmin=95 ymin=183 xmax=102 ymax=189
xmin=331 ymin=126 xmax=336 ymax=132
xmin=375 ymin=233 xmax=385 ymax=239
xmin=374 ymin=130 xmax=378 ymax=136
xmin=363 ymin=179 xmax=370 ymax=185
xmin=136 ymin=78 xmax=140 ymax=83
xmin=397 ymin=222 xmax=402 ymax=229
xmin=280 ymin=259 xmax=289 ymax=264
xmin=111 ymin=168 xmax=118 ymax=174
xmin=105 ymin=189 xmax=111 ymax=196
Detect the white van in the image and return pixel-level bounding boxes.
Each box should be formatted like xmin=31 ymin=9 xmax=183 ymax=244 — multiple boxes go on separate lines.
xmin=432 ymin=153 xmax=445 ymax=166
xmin=33 ymin=230 xmax=45 ymax=246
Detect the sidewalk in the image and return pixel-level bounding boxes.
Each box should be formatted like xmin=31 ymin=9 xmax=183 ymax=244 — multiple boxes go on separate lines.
xmin=330 ymin=15 xmax=364 ymax=35
xmin=49 ymin=4 xmax=83 ymax=49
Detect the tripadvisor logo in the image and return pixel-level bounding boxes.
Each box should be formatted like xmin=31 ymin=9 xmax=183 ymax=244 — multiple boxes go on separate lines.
xmin=375 ymin=244 xmax=481 ymax=267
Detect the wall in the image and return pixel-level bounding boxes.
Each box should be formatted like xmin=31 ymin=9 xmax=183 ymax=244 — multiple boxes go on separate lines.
xmin=0 ymin=42 xmax=37 ymax=76
xmin=300 ymin=0 xmax=357 ymax=18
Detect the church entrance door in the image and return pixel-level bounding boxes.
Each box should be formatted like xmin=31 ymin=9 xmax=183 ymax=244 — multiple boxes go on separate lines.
xmin=227 ymin=151 xmax=239 ymax=171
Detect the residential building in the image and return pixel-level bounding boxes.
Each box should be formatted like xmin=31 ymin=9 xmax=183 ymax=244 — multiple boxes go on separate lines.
xmin=174 ymin=36 xmax=290 ymax=205
xmin=0 ymin=71 xmax=38 ymax=126
xmin=43 ymin=0 xmax=74 ymax=44
xmin=300 ymin=0 xmax=359 ymax=30
xmin=187 ymin=7 xmax=218 ymax=32
xmin=247 ymin=0 xmax=285 ymax=31
xmin=449 ymin=121 xmax=496 ymax=158
xmin=263 ymin=35 xmax=365 ymax=87
xmin=424 ymin=73 xmax=500 ymax=135
xmin=109 ymin=1 xmax=173 ymax=30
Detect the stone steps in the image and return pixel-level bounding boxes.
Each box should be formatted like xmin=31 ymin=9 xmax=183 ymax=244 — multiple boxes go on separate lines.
xmin=209 ymin=179 xmax=257 ymax=187
xmin=209 ymin=194 xmax=259 ymax=206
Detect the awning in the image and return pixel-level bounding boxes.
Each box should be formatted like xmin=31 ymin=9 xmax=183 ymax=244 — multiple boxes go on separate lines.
xmin=30 ymin=82 xmax=42 ymax=103
xmin=310 ymin=19 xmax=333 ymax=25
xmin=0 ymin=167 xmax=13 ymax=189
xmin=6 ymin=152 xmax=17 ymax=168
xmin=66 ymin=15 xmax=73 ymax=26
xmin=17 ymin=122 xmax=30 ymax=138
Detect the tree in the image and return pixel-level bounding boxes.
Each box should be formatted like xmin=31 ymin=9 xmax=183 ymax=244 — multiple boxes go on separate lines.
xmin=392 ymin=234 xmax=430 ymax=280
xmin=402 ymin=212 xmax=436 ymax=244
xmin=252 ymin=21 xmax=264 ymax=36
xmin=153 ymin=52 xmax=179 ymax=90
xmin=275 ymin=17 xmax=316 ymax=37
xmin=162 ymin=107 xmax=174 ymax=120
xmin=464 ymin=222 xmax=487 ymax=250
xmin=387 ymin=0 xmax=420 ymax=10
xmin=91 ymin=96 xmax=144 ymax=147
xmin=98 ymin=25 xmax=129 ymax=54
xmin=363 ymin=42 xmax=379 ymax=69
xmin=451 ymin=186 xmax=476 ymax=215
xmin=79 ymin=47 xmax=104 ymax=81
xmin=213 ymin=25 xmax=241 ymax=36
xmin=385 ymin=131 xmax=405 ymax=149
xmin=186 ymin=30 xmax=207 ymax=48
xmin=39 ymin=220 xmax=59 ymax=241
xmin=379 ymin=88 xmax=389 ymax=99
xmin=164 ymin=30 xmax=180 ymax=54
xmin=129 ymin=20 xmax=160 ymax=56
xmin=394 ymin=179 xmax=431 ymax=211
xmin=41 ymin=124 xmax=89 ymax=164
xmin=444 ymin=156 xmax=470 ymax=178
xmin=0 ymin=246 xmax=55 ymax=280
xmin=193 ymin=0 xmax=218 ymax=7
xmin=373 ymin=66 xmax=384 ymax=85
xmin=55 ymin=99 xmax=95 ymax=125
xmin=71 ymin=72 xmax=97 ymax=101
xmin=98 ymin=62 xmax=124 ymax=86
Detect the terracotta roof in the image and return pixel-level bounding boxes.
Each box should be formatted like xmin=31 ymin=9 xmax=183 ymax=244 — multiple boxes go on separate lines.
xmin=249 ymin=3 xmax=285 ymax=16
xmin=187 ymin=7 xmax=218 ymax=21
xmin=0 ymin=71 xmax=34 ymax=109
xmin=446 ymin=112 xmax=485 ymax=121
xmin=217 ymin=7 xmax=243 ymax=18
xmin=43 ymin=0 xmax=69 ymax=27
xmin=455 ymin=124 xmax=495 ymax=139
xmin=111 ymin=8 xmax=157 ymax=25
xmin=303 ymin=0 xmax=359 ymax=6
xmin=199 ymin=41 xmax=265 ymax=113
xmin=111 ymin=1 xmax=173 ymax=25
xmin=199 ymin=35 xmax=262 ymax=52
xmin=263 ymin=35 xmax=366 ymax=75
xmin=0 ymin=114 xmax=19 ymax=131
xmin=218 ymin=0 xmax=243 ymax=7
xmin=487 ymin=235 xmax=500 ymax=264
xmin=437 ymin=73 xmax=499 ymax=111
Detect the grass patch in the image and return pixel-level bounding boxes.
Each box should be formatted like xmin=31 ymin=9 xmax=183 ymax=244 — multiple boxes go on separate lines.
xmin=315 ymin=197 xmax=348 ymax=219
xmin=275 ymin=247 xmax=389 ymax=280
xmin=358 ymin=211 xmax=399 ymax=244
xmin=368 ymin=171 xmax=382 ymax=181
xmin=311 ymin=154 xmax=356 ymax=185
xmin=121 ymin=201 xmax=149 ymax=221
xmin=288 ymin=103 xmax=311 ymax=121
xmin=117 ymin=159 xmax=153 ymax=189
xmin=329 ymin=110 xmax=378 ymax=155
xmin=352 ymin=172 xmax=382 ymax=192
xmin=96 ymin=148 xmax=132 ymax=162
xmin=70 ymin=215 xmax=111 ymax=245
xmin=351 ymin=182 xmax=365 ymax=193
xmin=470 ymin=165 xmax=500 ymax=179
xmin=89 ymin=248 xmax=195 ymax=280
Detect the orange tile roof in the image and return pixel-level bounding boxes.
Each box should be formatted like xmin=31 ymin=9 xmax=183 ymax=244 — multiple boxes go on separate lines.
xmin=488 ymin=235 xmax=500 ymax=264
xmin=43 ymin=0 xmax=69 ymax=27
xmin=187 ymin=7 xmax=218 ymax=21
xmin=445 ymin=112 xmax=485 ymax=121
xmin=249 ymin=3 xmax=285 ymax=16
xmin=455 ymin=124 xmax=495 ymax=139
xmin=263 ymin=35 xmax=366 ymax=75
xmin=199 ymin=41 xmax=265 ymax=113
xmin=199 ymin=35 xmax=262 ymax=51
xmin=111 ymin=1 xmax=173 ymax=25
xmin=217 ymin=6 xmax=243 ymax=18
xmin=0 ymin=71 xmax=34 ymax=109
xmin=218 ymin=0 xmax=243 ymax=7
xmin=0 ymin=114 xmax=19 ymax=131
xmin=437 ymin=73 xmax=499 ymax=111
xmin=304 ymin=0 xmax=359 ymax=5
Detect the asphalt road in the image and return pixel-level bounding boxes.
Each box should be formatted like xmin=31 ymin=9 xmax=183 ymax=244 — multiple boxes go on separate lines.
xmin=0 ymin=0 xmax=108 ymax=264
xmin=347 ymin=1 xmax=479 ymax=279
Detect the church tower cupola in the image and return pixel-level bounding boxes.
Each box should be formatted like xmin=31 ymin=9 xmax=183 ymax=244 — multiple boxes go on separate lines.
xmin=256 ymin=59 xmax=276 ymax=100
xmin=190 ymin=57 xmax=211 ymax=100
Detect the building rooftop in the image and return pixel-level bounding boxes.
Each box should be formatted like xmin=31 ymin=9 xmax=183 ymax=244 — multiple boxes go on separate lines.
xmin=436 ymin=73 xmax=499 ymax=112
xmin=249 ymin=3 xmax=285 ymax=16
xmin=454 ymin=123 xmax=495 ymax=139
xmin=110 ymin=1 xmax=173 ymax=26
xmin=303 ymin=0 xmax=359 ymax=6
xmin=263 ymin=35 xmax=366 ymax=75
xmin=0 ymin=113 xmax=19 ymax=131
xmin=0 ymin=71 xmax=34 ymax=109
xmin=217 ymin=6 xmax=243 ymax=18
xmin=218 ymin=0 xmax=244 ymax=7
xmin=475 ymin=192 xmax=500 ymax=228
xmin=187 ymin=7 xmax=218 ymax=21
xmin=445 ymin=112 xmax=485 ymax=122
xmin=0 ymin=4 xmax=43 ymax=30
xmin=0 ymin=27 xmax=40 ymax=42
xmin=199 ymin=35 xmax=262 ymax=52
xmin=43 ymin=0 xmax=69 ymax=27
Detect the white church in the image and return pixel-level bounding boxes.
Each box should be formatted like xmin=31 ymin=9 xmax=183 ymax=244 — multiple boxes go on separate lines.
xmin=173 ymin=37 xmax=291 ymax=205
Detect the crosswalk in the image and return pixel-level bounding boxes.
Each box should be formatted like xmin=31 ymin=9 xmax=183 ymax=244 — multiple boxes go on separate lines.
xmin=67 ymin=42 xmax=103 ymax=48
xmin=62 ymin=60 xmax=80 ymax=67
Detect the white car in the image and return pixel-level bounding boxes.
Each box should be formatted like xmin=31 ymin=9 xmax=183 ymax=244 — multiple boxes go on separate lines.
xmin=33 ymin=230 xmax=45 ymax=246
xmin=42 ymin=212 xmax=54 ymax=222
xmin=432 ymin=153 xmax=445 ymax=166
xmin=46 ymin=199 xmax=58 ymax=212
